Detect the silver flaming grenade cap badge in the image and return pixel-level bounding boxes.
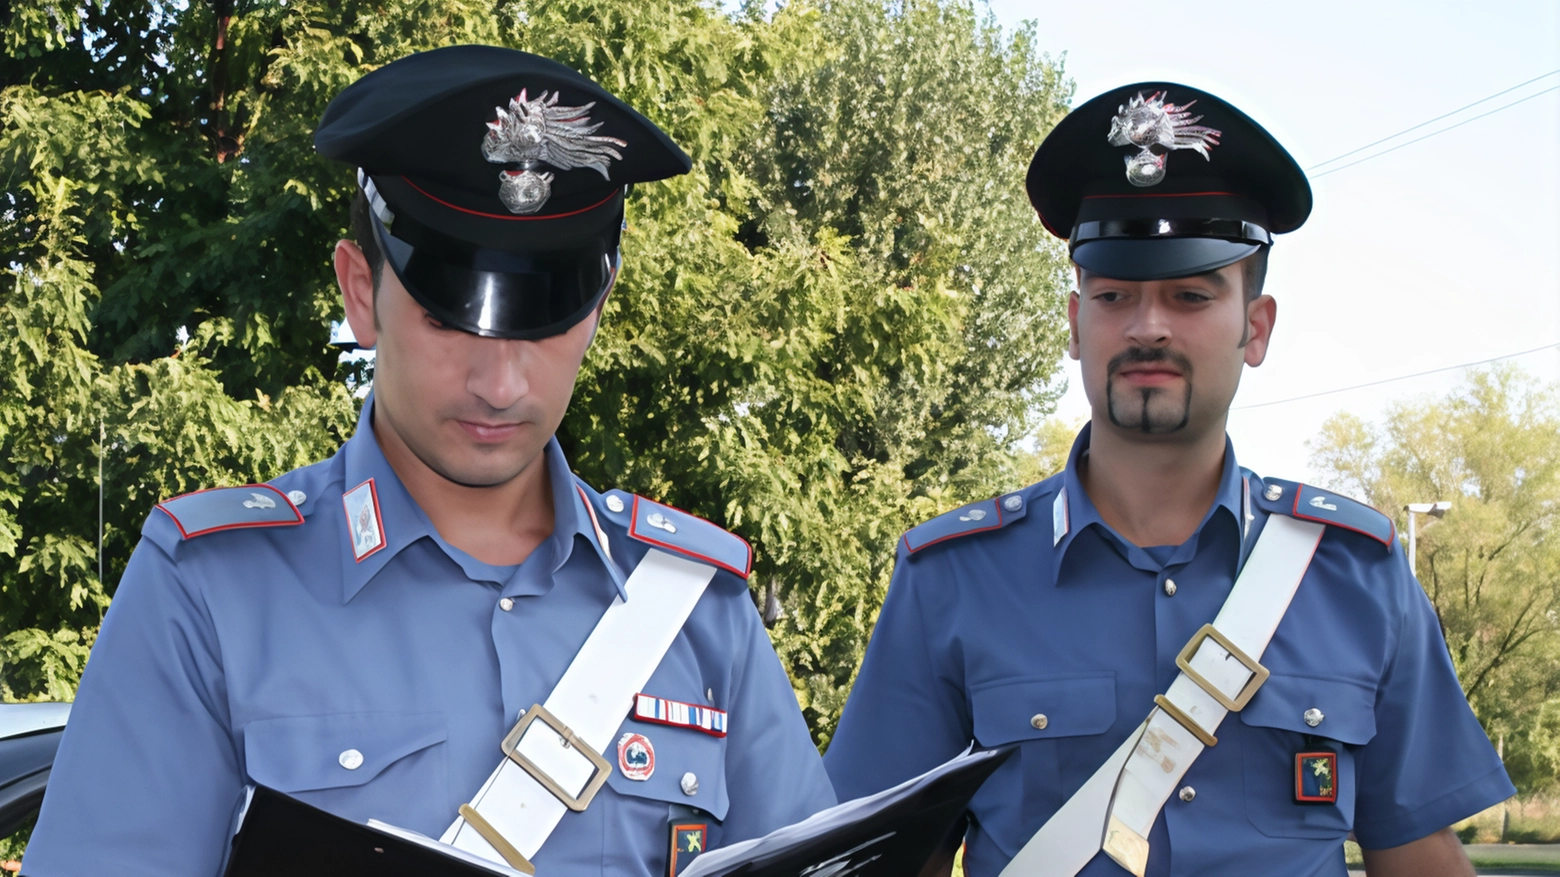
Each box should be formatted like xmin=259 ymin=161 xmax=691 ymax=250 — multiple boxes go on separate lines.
xmin=1106 ymin=91 xmax=1221 ymax=187
xmin=482 ymin=89 xmax=628 ymax=214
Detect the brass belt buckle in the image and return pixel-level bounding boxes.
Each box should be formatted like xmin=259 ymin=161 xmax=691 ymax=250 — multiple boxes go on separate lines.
xmin=1175 ymin=623 xmax=1269 ymax=711
xmin=500 ymin=703 xmax=613 ymax=812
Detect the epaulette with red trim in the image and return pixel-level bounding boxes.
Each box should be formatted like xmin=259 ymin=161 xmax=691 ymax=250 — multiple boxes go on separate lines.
xmin=1254 ymin=477 xmax=1394 ymax=550
xmin=901 ymin=491 xmax=1031 ymax=558
xmin=154 ymin=485 xmax=305 ymax=541
xmin=593 ymin=489 xmax=752 ymax=579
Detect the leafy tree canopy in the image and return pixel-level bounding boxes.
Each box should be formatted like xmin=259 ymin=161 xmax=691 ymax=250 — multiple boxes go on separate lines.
xmin=0 ymin=0 xmax=1072 ymax=746
xmin=1309 ymin=366 xmax=1560 ymax=794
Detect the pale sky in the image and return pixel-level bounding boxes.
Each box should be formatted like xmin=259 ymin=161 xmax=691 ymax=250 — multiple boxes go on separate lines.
xmin=986 ymin=0 xmax=1560 ymax=484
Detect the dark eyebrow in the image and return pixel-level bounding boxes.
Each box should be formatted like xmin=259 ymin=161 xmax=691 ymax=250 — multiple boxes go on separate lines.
xmin=1194 ymin=270 xmax=1229 ymax=289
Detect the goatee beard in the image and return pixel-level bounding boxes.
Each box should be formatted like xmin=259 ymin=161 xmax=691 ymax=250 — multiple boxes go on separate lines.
xmin=1105 ymin=347 xmax=1194 ymax=435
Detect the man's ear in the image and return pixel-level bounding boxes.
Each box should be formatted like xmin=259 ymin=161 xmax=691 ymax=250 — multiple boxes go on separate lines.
xmin=1242 ymin=294 xmax=1277 ymax=367
xmin=1067 ymin=266 xmax=1084 ymax=361
xmin=335 ymin=240 xmax=379 ymax=350
xmin=1067 ymin=291 xmax=1082 ymax=360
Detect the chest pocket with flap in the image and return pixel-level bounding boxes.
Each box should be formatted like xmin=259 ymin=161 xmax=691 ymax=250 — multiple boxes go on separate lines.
xmin=604 ymin=718 xmax=729 ymax=822
xmin=970 ymin=674 xmax=1116 ymax=820
xmin=243 ymin=711 xmax=449 ymax=828
xmin=1239 ymin=674 xmax=1377 ymax=839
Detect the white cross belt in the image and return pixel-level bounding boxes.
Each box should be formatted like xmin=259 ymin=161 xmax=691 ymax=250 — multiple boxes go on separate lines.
xmin=1001 ymin=514 xmax=1326 ymax=877
xmin=441 ymin=549 xmax=717 ymax=872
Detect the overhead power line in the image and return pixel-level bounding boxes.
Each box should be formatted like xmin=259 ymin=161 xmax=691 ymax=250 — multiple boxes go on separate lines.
xmin=1307 ymin=69 xmax=1560 ymax=172
xmin=1231 ymin=341 xmax=1560 ymax=411
xmin=1309 ymin=84 xmax=1560 ymax=178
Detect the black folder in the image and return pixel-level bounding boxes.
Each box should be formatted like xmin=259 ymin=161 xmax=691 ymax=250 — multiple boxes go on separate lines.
xmin=680 ymin=746 xmax=1013 ymax=877
xmin=224 ymin=787 xmax=518 ymax=877
xmin=224 ymin=745 xmax=1013 ymax=877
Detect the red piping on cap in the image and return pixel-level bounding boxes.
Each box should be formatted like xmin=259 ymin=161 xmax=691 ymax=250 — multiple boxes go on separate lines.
xmin=398 ymin=177 xmax=619 ymax=221
xmin=1081 ymin=191 xmax=1242 ymax=200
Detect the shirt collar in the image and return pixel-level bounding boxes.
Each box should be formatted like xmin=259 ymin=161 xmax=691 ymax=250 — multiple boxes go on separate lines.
xmin=336 ymin=394 xmax=623 ymax=603
xmin=1050 ymin=421 xmax=1251 ymax=579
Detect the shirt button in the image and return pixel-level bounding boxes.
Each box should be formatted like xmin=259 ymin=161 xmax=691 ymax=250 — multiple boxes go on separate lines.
xmin=1304 ymin=708 xmax=1324 ymax=727
xmin=339 ymin=749 xmax=364 ymax=770
xmin=606 ymin=495 xmax=625 ymax=513
xmin=1163 ymin=579 xmax=1177 ymax=596
xmin=287 ymin=489 xmax=307 ymax=506
xmin=680 ymin=772 xmax=699 ymax=796
xmin=1030 ymin=714 xmax=1048 ymax=730
xmin=1179 ymin=785 xmax=1196 ymax=802
xmin=499 ymin=598 xmax=514 ymax=612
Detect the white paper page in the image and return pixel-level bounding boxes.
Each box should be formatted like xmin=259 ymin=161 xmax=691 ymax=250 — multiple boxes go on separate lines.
xmin=681 ymin=745 xmax=997 ymax=877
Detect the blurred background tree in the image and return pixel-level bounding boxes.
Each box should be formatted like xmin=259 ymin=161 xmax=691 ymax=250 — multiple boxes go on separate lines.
xmin=1309 ymin=366 xmax=1560 ymax=796
xmin=0 ymin=0 xmax=1072 ymax=748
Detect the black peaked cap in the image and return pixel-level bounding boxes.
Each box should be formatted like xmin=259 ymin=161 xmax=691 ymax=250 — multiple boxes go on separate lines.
xmin=1027 ymin=82 xmax=1311 ymax=281
xmin=315 ymin=45 xmax=692 ymax=339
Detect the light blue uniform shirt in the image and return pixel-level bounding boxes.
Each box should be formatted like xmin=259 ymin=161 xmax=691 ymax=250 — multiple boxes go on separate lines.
xmin=28 ymin=398 xmax=834 ymax=876
xmin=825 ymin=423 xmax=1512 ymax=877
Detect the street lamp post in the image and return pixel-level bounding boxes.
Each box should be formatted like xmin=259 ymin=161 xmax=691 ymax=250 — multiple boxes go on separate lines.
xmin=1403 ymin=501 xmax=1452 ymax=576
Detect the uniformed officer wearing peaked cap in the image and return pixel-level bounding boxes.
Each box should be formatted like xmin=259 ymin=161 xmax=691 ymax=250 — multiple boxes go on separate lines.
xmin=825 ymin=83 xmax=1512 ymax=877
xmin=28 ymin=46 xmax=834 ymax=877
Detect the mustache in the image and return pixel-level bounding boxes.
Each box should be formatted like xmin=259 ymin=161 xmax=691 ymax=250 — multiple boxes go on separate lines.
xmin=1106 ymin=347 xmax=1193 ymax=379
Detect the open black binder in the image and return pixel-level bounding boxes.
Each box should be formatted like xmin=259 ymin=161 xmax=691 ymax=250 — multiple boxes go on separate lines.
xmin=223 ymin=745 xmax=1013 ymax=877
xmin=680 ymin=746 xmax=1012 ymax=877
xmin=224 ymin=787 xmax=519 ymax=877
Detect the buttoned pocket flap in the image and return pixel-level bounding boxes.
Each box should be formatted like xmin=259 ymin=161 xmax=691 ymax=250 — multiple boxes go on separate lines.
xmin=605 ymin=725 xmax=728 ymax=821
xmin=971 ymin=674 xmax=1116 ymax=746
xmin=244 ymin=711 xmax=447 ymax=793
xmin=1239 ymin=674 xmax=1377 ymax=744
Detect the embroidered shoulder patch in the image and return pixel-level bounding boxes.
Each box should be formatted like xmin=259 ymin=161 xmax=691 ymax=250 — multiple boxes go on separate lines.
xmin=155 ymin=484 xmax=304 ymax=540
xmin=1255 ymin=478 xmax=1394 ymax=549
xmin=626 ymin=496 xmax=752 ymax=579
xmin=902 ymin=492 xmax=1029 ymax=556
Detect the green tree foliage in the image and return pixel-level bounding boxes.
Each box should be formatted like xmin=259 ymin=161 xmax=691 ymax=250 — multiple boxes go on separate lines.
xmin=1308 ymin=367 xmax=1560 ymax=793
xmin=0 ymin=0 xmax=1071 ymax=749
xmin=553 ymin=0 xmax=1072 ymax=738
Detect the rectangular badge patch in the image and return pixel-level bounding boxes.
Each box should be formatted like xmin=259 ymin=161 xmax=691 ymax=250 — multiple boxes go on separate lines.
xmin=342 ymin=478 xmax=386 ymax=562
xmin=633 ymin=693 xmax=727 ymax=738
xmin=1052 ymin=487 xmax=1070 ymax=546
xmin=667 ymin=822 xmax=707 ymax=877
xmin=1294 ymin=750 xmax=1338 ymax=804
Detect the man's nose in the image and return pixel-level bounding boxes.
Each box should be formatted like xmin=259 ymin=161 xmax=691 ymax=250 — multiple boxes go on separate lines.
xmin=465 ymin=337 xmax=531 ymax=410
xmin=1123 ymin=296 xmax=1172 ymax=347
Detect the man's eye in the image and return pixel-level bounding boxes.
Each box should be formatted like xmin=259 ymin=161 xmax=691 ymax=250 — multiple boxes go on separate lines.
xmin=1178 ymin=291 xmax=1212 ymax=303
xmin=1094 ymin=291 xmax=1125 ymax=302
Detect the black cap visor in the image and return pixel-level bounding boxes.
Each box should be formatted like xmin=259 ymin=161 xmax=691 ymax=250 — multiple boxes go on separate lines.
xmin=372 ymin=209 xmax=618 ymax=340
xmin=1071 ymin=236 xmax=1261 ymax=282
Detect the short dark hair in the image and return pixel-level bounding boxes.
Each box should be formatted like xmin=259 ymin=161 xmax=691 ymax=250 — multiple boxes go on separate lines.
xmin=350 ymin=188 xmax=387 ymax=290
xmin=1240 ymin=245 xmax=1270 ymax=302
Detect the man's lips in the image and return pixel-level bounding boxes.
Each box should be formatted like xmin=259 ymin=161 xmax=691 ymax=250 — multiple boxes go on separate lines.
xmin=456 ymin=420 xmax=524 ymax=442
xmin=1114 ymin=366 xmax=1183 ymax=385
